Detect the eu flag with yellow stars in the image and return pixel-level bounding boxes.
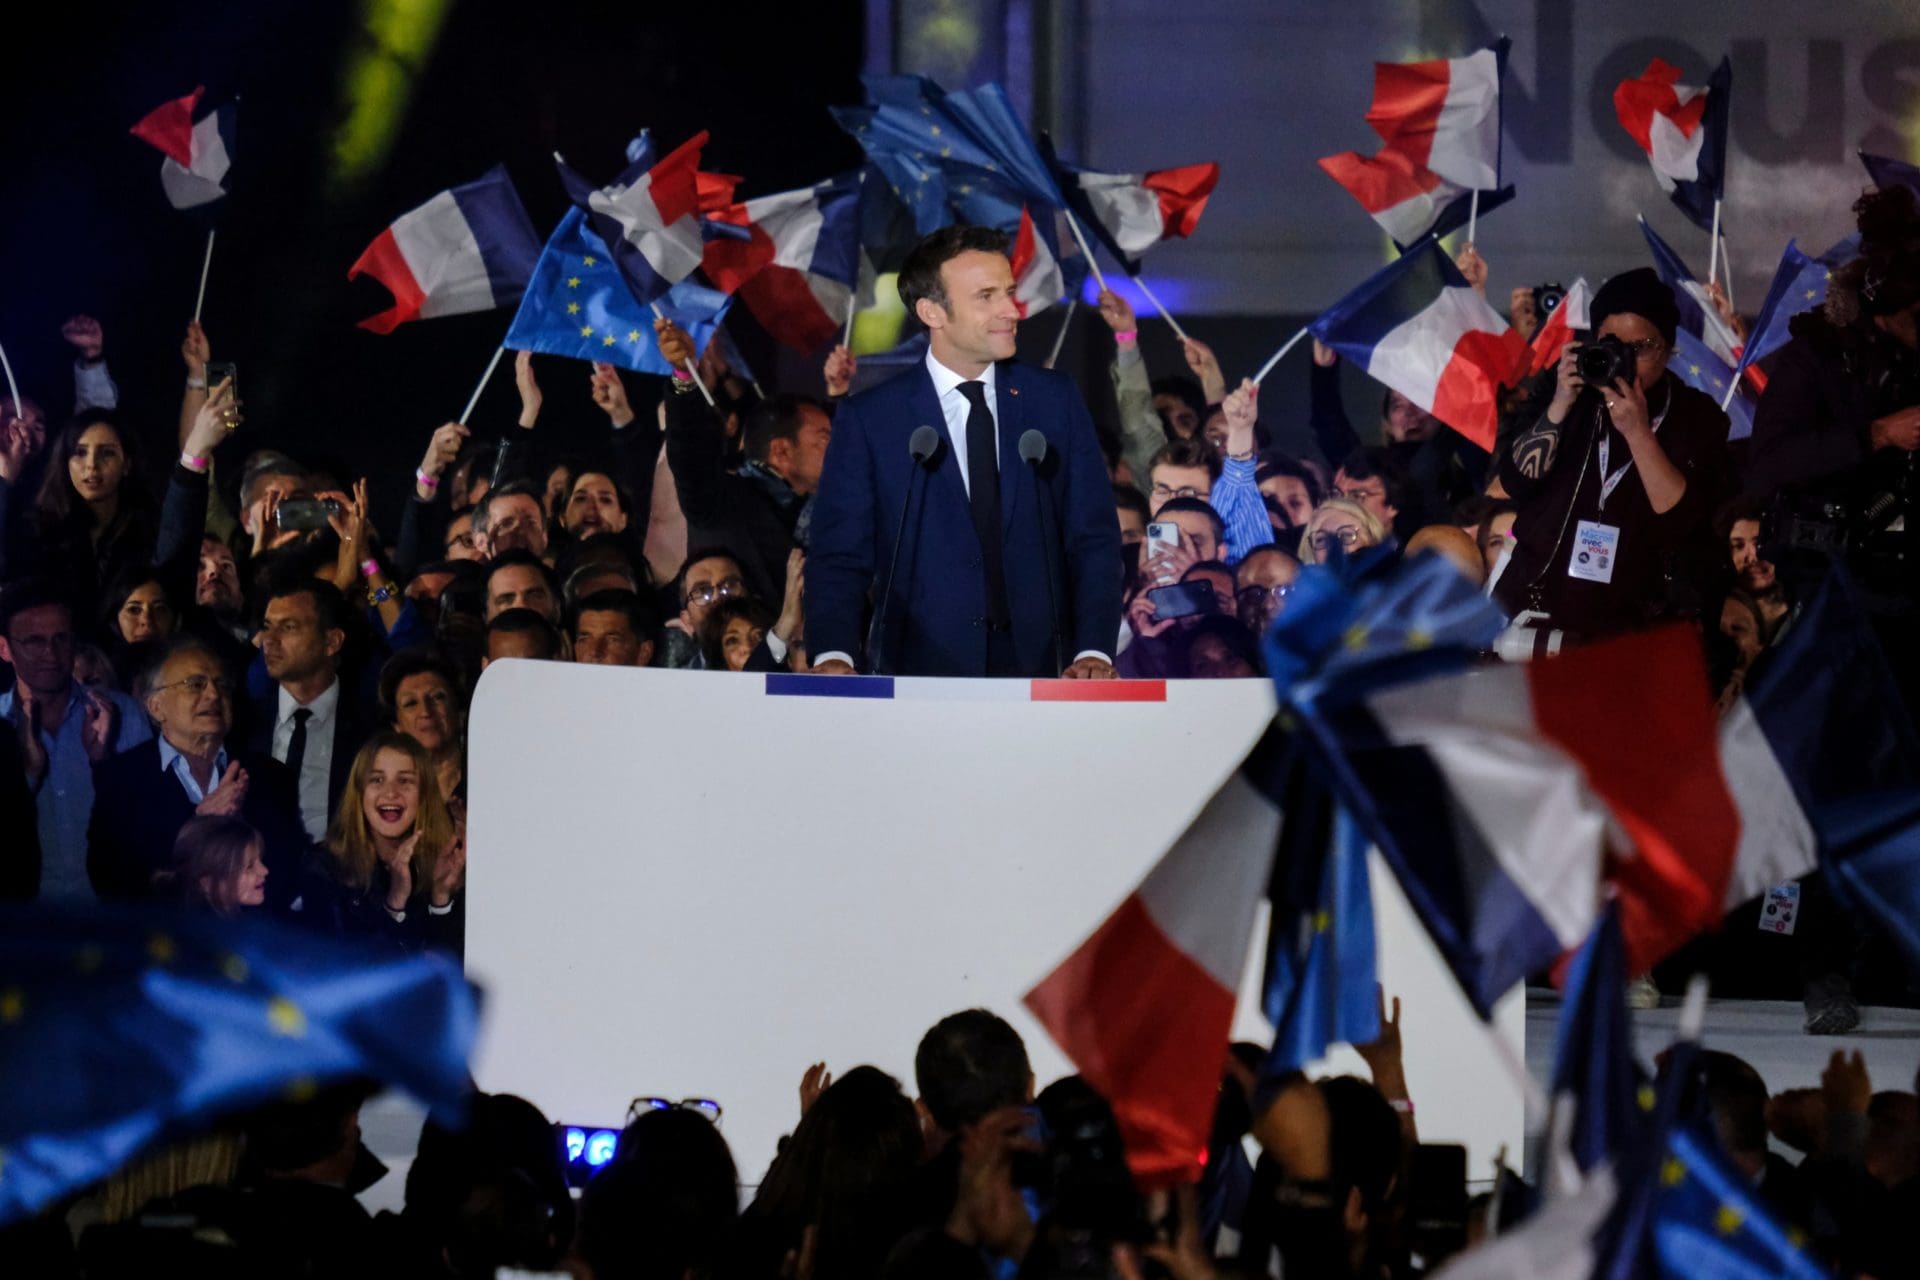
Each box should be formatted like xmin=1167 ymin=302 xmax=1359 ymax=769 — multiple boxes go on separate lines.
xmin=505 ymin=206 xmax=731 ymax=376
xmin=1672 ymin=329 xmax=1756 ymax=441
xmin=0 ymin=904 xmax=476 ymax=1226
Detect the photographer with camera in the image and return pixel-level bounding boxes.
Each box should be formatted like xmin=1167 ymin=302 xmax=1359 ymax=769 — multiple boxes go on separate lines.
xmin=1492 ymin=268 xmax=1731 ymax=641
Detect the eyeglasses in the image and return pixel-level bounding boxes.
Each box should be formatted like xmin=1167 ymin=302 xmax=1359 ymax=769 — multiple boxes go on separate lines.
xmin=1309 ymin=527 xmax=1366 ymax=552
xmin=686 ymin=576 xmax=745 ymax=607
xmin=153 ymin=674 xmax=236 ymax=698
xmin=1622 ymin=337 xmax=1664 ymax=358
xmin=1336 ymin=487 xmax=1383 ymax=504
xmin=1235 ymin=584 xmax=1295 ymax=609
xmin=1150 ymin=483 xmax=1206 ymax=502
xmin=626 ymin=1096 xmax=722 ymax=1125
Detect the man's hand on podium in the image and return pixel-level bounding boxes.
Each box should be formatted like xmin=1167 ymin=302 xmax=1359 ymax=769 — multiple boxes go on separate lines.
xmin=1062 ymin=656 xmax=1116 ymax=680
xmin=813 ymin=659 xmax=857 ymax=676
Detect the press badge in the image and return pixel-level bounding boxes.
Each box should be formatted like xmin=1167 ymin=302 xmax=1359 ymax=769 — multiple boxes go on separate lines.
xmin=1759 ymin=882 xmax=1800 ymax=936
xmin=1566 ymin=520 xmax=1620 ymax=583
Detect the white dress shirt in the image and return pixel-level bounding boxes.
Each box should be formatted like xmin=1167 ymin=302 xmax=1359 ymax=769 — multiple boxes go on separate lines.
xmin=924 ymin=349 xmax=999 ymax=496
xmin=272 ymin=679 xmax=340 ymax=842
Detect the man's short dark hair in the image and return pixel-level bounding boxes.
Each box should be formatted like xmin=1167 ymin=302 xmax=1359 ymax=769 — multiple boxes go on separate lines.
xmin=744 ymin=393 xmax=828 ymax=467
xmin=1148 ymin=436 xmax=1222 ymax=483
xmin=1255 ymin=452 xmax=1324 ymax=506
xmin=265 ymin=576 xmax=349 ymax=636
xmin=914 ymin=1009 xmax=1030 ymax=1134
xmin=0 ymin=579 xmax=71 ymax=636
xmin=239 ymin=451 xmax=307 ymax=513
xmin=474 ymin=478 xmax=547 ymax=537
xmin=1113 ymin=485 xmax=1150 ymax=523
xmin=898 ymin=225 xmax=1011 ymax=318
xmin=675 ymin=546 xmax=747 ymax=606
xmin=1337 ymin=446 xmax=1410 ymax=512
xmin=487 ymin=548 xmax=560 ymax=597
xmin=486 ymin=608 xmax=562 ymax=659
xmin=567 ymin=588 xmax=663 ymax=648
xmin=1155 ymin=495 xmax=1227 ymax=542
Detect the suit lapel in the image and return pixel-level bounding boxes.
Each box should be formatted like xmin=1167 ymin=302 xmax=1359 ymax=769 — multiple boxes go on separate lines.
xmin=994 ymin=361 xmax=1024 ymax=534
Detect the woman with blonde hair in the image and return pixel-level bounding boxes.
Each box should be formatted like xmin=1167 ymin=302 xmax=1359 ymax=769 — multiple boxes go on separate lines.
xmin=1297 ymin=497 xmax=1390 ymax=566
xmin=290 ymin=729 xmax=466 ymax=953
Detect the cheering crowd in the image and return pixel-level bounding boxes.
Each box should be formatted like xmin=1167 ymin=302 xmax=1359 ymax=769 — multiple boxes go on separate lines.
xmin=4 ymin=158 xmax=1920 ymax=1274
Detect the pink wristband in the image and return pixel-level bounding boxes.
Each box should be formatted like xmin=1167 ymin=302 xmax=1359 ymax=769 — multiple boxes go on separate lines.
xmin=415 ymin=467 xmax=440 ymax=490
xmin=1114 ymin=330 xmax=1138 ymax=345
xmin=361 ymin=558 xmax=382 ymax=580
xmin=179 ymin=451 xmax=210 ymax=474
xmin=671 ymin=367 xmax=693 ymax=382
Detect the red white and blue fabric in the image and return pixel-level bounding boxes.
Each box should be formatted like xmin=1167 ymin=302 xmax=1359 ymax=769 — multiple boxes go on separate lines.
xmin=1318 ymin=41 xmax=1510 ymax=249
xmin=1057 ymin=159 xmax=1219 ymax=273
xmin=1010 ymin=207 xmax=1067 ymax=318
xmin=1308 ymin=238 xmax=1525 ymax=450
xmin=556 ymin=130 xmax=708 ymax=306
xmin=129 ymin=86 xmax=236 ymax=212
xmin=1613 ymin=58 xmax=1731 ymax=233
xmin=1637 ymin=215 xmax=1743 ymax=367
xmin=347 ymin=166 xmax=541 ymax=334
xmin=700 ymin=175 xmax=863 ymax=352
xmin=1025 ymin=727 xmax=1284 ymax=1185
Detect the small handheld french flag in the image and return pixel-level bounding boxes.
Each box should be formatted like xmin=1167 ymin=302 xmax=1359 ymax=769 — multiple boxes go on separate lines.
xmin=129 ymin=86 xmax=236 ymax=212
xmin=700 ymin=174 xmax=863 ymax=352
xmin=347 ymin=166 xmax=541 ymax=335
xmin=557 ymin=131 xmax=709 ymax=307
xmin=1613 ymin=57 xmax=1731 ymax=234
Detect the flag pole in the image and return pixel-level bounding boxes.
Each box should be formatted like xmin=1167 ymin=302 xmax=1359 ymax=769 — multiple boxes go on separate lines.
xmin=843 ymin=295 xmax=857 ymax=352
xmin=0 ymin=339 xmax=21 ymax=420
xmin=1706 ymin=200 xmax=1722 ymax=286
xmin=1060 ymin=209 xmax=1110 ymax=294
xmin=193 ymin=229 xmax=216 ymax=323
xmin=1720 ymin=377 xmax=1741 ymax=412
xmin=1132 ymin=274 xmax=1192 ymax=344
xmin=1718 ymin=231 xmax=1736 ymax=311
xmin=1043 ymin=298 xmax=1077 ymax=370
xmin=1485 ymin=1143 xmax=1510 ymax=1238
xmin=1467 ymin=190 xmax=1480 ymax=245
xmin=649 ymin=302 xmax=718 ymax=407
xmin=458 ymin=346 xmax=507 ymax=425
xmin=1251 ymin=325 xmax=1311 ymax=385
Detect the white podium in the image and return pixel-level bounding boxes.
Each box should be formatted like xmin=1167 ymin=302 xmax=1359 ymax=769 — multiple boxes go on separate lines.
xmin=466 ymin=664 xmax=1524 ymax=1184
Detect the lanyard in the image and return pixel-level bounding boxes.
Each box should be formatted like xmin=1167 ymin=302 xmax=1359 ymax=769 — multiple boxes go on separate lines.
xmin=1594 ymin=390 xmax=1670 ymax=513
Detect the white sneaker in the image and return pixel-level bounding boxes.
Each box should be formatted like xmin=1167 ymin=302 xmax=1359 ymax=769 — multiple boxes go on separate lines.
xmin=1625 ymin=975 xmax=1661 ymax=1009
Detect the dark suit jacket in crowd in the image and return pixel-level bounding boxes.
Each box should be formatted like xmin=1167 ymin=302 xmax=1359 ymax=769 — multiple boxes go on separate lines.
xmin=87 ymin=739 xmax=307 ymax=910
xmin=665 ymin=391 xmax=802 ymax=605
xmin=807 ymin=358 xmax=1122 ymax=677
xmin=244 ymin=685 xmax=374 ymax=831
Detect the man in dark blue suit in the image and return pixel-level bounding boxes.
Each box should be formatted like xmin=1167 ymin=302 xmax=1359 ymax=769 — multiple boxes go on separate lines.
xmin=808 ymin=226 xmax=1122 ymax=678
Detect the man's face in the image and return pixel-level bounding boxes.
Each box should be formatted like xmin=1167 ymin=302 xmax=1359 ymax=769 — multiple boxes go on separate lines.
xmin=1333 ymin=468 xmax=1396 ymax=525
xmin=1148 ymin=464 xmax=1212 ymax=516
xmin=487 ymin=565 xmax=557 ymax=623
xmin=573 ymin=609 xmax=651 ymax=667
xmin=1729 ymin=519 xmax=1775 ymax=593
xmin=1164 ymin=509 xmax=1221 ymax=562
xmin=1258 ymin=473 xmax=1314 ymax=533
xmin=146 ymin=649 xmax=233 ymax=747
xmin=1235 ymin=551 xmax=1299 ymax=635
xmin=921 ymin=251 xmax=1019 ymax=370
xmin=1153 ymin=393 xmax=1200 ymax=440
xmin=444 ymin=510 xmax=481 ymax=562
xmin=1116 ymin=504 xmax=1146 ymax=546
xmin=1383 ymin=391 xmax=1441 ymax=444
xmin=197 ymin=539 xmax=242 ymax=612
xmin=1595 ymin=312 xmax=1671 ymax=394
xmin=479 ymin=493 xmax=547 ymax=559
xmin=0 ymin=604 xmax=75 ymax=696
xmin=563 ymin=473 xmax=627 ymax=537
xmin=770 ymin=406 xmax=833 ymax=496
xmin=681 ymin=556 xmax=746 ymax=629
xmin=257 ymin=592 xmax=342 ymax=685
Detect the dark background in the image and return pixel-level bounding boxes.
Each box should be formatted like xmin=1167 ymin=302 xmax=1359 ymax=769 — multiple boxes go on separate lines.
xmin=0 ymin=0 xmax=874 ymax=522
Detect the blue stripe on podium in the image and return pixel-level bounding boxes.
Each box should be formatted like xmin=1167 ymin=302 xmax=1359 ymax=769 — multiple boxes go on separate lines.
xmin=765 ymin=674 xmax=897 ymax=699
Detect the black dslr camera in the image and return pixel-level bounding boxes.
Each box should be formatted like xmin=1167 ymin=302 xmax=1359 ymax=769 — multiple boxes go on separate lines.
xmin=1576 ymin=334 xmax=1636 ymax=388
xmin=1533 ymin=282 xmax=1567 ymax=317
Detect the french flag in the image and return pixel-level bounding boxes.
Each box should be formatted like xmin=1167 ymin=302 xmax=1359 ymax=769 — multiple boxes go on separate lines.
xmin=1637 ymin=215 xmax=1742 ymax=367
xmin=129 ymin=86 xmax=236 ymax=212
xmin=1613 ymin=58 xmax=1731 ymax=233
xmin=557 ymin=130 xmax=709 ymax=306
xmin=1318 ymin=41 xmax=1512 ymax=249
xmin=1523 ymin=277 xmax=1591 ymax=377
xmin=1010 ymin=206 xmax=1066 ymax=318
xmin=347 ymin=166 xmax=541 ymax=335
xmin=1309 ymin=238 xmax=1526 ymax=451
xmin=1025 ymin=727 xmax=1286 ymax=1186
xmin=700 ymin=175 xmax=862 ymax=352
xmin=1048 ymin=150 xmax=1219 ymax=273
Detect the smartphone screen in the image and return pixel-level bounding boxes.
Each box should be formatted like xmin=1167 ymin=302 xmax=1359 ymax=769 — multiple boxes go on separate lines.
xmin=1146 ymin=581 xmax=1217 ymax=620
xmin=204 ymin=361 xmax=236 ymax=395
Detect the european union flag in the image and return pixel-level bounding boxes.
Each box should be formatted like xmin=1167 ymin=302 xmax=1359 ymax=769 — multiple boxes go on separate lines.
xmin=1859 ymin=148 xmax=1920 ymax=199
xmin=505 ymin=207 xmax=731 ymax=376
xmin=1739 ymin=235 xmax=1858 ymax=372
xmin=0 ymin=904 xmax=476 ymax=1225
xmin=1671 ymin=329 xmax=1755 ymax=440
xmin=1544 ymin=904 xmax=1645 ymax=1191
xmin=1261 ymin=807 xmax=1379 ymax=1075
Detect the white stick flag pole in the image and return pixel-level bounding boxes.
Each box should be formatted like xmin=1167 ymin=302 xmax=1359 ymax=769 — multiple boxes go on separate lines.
xmin=0 ymin=339 xmax=21 ymax=419
xmin=1251 ymin=325 xmax=1312 ymax=385
xmin=1719 ymin=232 xmax=1737 ymax=312
xmin=193 ymin=229 xmax=217 ymax=323
xmin=649 ymin=302 xmax=718 ymax=407
xmin=1468 ymin=189 xmax=1480 ymax=245
xmin=1131 ymin=274 xmax=1191 ymax=344
xmin=1707 ymin=200 xmax=1723 ymax=287
xmin=459 ymin=347 xmax=508 ymax=425
xmin=1043 ymin=299 xmax=1077 ymax=369
xmin=1061 ymin=209 xmax=1110 ymax=294
xmin=843 ymin=295 xmax=857 ymax=351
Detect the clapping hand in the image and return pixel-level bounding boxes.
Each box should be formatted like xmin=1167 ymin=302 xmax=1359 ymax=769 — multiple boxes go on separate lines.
xmin=79 ymin=688 xmax=116 ymax=763
xmin=195 ymin=762 xmax=249 ymax=817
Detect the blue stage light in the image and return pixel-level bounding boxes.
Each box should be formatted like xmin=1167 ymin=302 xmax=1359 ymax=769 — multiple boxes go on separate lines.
xmin=564 ymin=1127 xmax=586 ymax=1162
xmin=584 ymin=1129 xmax=618 ymax=1167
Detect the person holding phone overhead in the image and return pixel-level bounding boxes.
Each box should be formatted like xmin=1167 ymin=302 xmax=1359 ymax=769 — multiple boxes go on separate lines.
xmin=807 ymin=226 xmax=1122 ymax=678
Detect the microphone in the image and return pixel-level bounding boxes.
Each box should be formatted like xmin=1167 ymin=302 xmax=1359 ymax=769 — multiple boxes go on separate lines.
xmin=1018 ymin=429 xmax=1066 ymax=676
xmin=870 ymin=426 xmax=944 ymax=674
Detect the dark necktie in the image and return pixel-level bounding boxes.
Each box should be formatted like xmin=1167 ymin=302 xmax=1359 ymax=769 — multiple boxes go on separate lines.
xmin=956 ymin=381 xmax=1010 ymax=628
xmin=284 ymin=706 xmax=312 ymax=781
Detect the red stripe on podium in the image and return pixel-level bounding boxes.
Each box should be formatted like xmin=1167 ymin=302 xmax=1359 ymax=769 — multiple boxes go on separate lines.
xmin=1029 ymin=680 xmax=1167 ymax=703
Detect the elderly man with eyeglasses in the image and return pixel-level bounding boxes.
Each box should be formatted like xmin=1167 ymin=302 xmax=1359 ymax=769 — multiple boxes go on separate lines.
xmin=0 ymin=580 xmax=150 ymax=901
xmin=88 ymin=635 xmax=304 ymax=906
